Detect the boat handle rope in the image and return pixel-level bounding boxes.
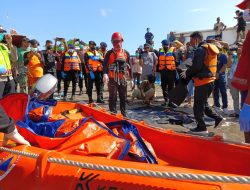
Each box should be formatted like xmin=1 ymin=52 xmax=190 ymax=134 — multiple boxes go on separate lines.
xmin=1 ymin=146 xmax=250 ymax=184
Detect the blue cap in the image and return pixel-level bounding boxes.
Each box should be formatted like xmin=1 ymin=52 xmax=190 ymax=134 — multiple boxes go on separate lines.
xmin=161 ymin=39 xmax=169 ymax=46
xmin=100 ymin=42 xmax=107 ymax=47
xmin=68 ymin=44 xmax=75 ymax=49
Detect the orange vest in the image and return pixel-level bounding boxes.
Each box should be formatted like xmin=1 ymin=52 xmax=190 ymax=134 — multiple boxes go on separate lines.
xmin=64 ymin=52 xmax=80 ymax=71
xmin=158 ymin=48 xmax=176 ymax=71
xmin=27 ymin=52 xmax=43 ymax=78
xmin=86 ymin=50 xmax=103 ymax=72
xmin=107 ymin=49 xmax=128 ymax=79
xmin=193 ymin=44 xmax=219 ymax=87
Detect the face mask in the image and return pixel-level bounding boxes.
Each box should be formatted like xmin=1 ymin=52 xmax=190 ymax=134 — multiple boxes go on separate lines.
xmin=150 ymin=45 xmax=154 ymax=49
xmin=58 ymin=46 xmax=64 ymax=52
xmin=30 ymin=47 xmax=38 ymax=52
xmin=243 ymin=9 xmax=250 ymax=22
xmin=135 ymin=52 xmax=139 ymax=57
xmin=189 ymin=47 xmax=194 ymax=51
xmin=0 ymin=34 xmax=4 ymax=42
xmin=90 ymin=47 xmax=95 ymax=51
xmin=47 ymin=46 xmax=53 ymax=50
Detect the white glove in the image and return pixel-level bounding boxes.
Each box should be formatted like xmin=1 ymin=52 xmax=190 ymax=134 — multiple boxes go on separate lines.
xmin=180 ymin=70 xmax=187 ymax=79
xmin=2 ymin=128 xmax=30 ymax=146
xmin=103 ymin=74 xmax=109 ymax=84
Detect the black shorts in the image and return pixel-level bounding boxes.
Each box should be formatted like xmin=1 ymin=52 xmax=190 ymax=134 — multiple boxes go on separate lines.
xmin=237 ymin=25 xmax=245 ymax=33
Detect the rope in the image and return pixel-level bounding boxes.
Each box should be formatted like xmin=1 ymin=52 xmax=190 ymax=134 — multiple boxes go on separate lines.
xmin=1 ymin=146 xmax=250 ymax=184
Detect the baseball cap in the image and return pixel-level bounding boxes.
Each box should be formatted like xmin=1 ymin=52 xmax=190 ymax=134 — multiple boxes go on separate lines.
xmin=89 ymin=41 xmax=96 ymax=46
xmin=29 ymin=39 xmax=40 ymax=46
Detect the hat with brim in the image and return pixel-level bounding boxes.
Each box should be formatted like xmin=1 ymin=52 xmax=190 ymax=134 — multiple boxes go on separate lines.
xmin=237 ymin=0 xmax=250 ymax=9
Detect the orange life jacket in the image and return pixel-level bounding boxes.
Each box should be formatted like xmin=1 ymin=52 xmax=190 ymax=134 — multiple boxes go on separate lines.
xmin=64 ymin=52 xmax=80 ymax=71
xmin=107 ymin=49 xmax=128 ymax=79
xmin=27 ymin=52 xmax=43 ymax=78
xmin=86 ymin=50 xmax=103 ymax=72
xmin=193 ymin=44 xmax=219 ymax=87
xmin=158 ymin=48 xmax=176 ymax=71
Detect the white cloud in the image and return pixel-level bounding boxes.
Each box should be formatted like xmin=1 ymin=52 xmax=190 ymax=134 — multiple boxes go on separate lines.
xmin=100 ymin=9 xmax=107 ymax=17
xmin=188 ymin=8 xmax=208 ymax=13
xmin=100 ymin=8 xmax=112 ymax=17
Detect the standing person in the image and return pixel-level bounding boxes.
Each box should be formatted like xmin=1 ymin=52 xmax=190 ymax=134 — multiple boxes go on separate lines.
xmin=24 ymin=39 xmax=44 ymax=92
xmin=232 ymin=0 xmax=250 ymax=143
xmin=140 ymin=43 xmax=158 ymax=80
xmin=0 ymin=105 xmax=30 ymax=146
xmin=42 ymin=40 xmax=56 ymax=76
xmin=103 ymin=32 xmax=133 ymax=117
xmin=158 ymin=39 xmax=177 ymax=108
xmin=144 ymin=28 xmax=154 ymax=44
xmin=84 ymin=41 xmax=104 ymax=103
xmin=168 ymin=32 xmax=176 ymax=43
xmin=235 ymin=10 xmax=246 ymax=42
xmin=180 ymin=31 xmax=224 ymax=134
xmin=0 ymin=31 xmax=16 ymax=98
xmin=61 ymin=44 xmax=81 ymax=101
xmin=213 ymin=42 xmax=229 ymax=115
xmin=17 ymin=37 xmax=30 ymax=93
xmin=99 ymin=42 xmax=108 ymax=101
xmin=179 ymin=34 xmax=186 ymax=45
xmin=77 ymin=44 xmax=87 ymax=95
xmin=55 ymin=38 xmax=67 ymax=98
xmin=131 ymin=51 xmax=142 ymax=89
xmin=227 ymin=43 xmax=242 ymax=117
xmin=213 ymin=17 xmax=227 ymax=40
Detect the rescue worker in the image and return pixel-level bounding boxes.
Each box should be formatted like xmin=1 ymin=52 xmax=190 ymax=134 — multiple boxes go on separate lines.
xmin=180 ymin=31 xmax=224 ymax=134
xmin=24 ymin=39 xmax=44 ymax=92
xmin=84 ymin=41 xmax=104 ymax=103
xmin=55 ymin=38 xmax=67 ymax=98
xmin=61 ymin=44 xmax=81 ymax=101
xmin=159 ymin=39 xmax=178 ymax=108
xmin=17 ymin=37 xmax=30 ymax=93
xmin=0 ymin=105 xmax=30 ymax=146
xmin=99 ymin=42 xmax=108 ymax=101
xmin=0 ymin=32 xmax=16 ymax=98
xmin=103 ymin=32 xmax=133 ymax=117
xmin=77 ymin=44 xmax=87 ymax=95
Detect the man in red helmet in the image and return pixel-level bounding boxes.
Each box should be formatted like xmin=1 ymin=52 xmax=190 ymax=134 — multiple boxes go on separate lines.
xmin=103 ymin=32 xmax=133 ymax=117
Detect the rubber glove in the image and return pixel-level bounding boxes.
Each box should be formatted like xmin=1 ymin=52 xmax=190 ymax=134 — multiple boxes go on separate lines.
xmin=61 ymin=71 xmax=67 ymax=79
xmin=180 ymin=70 xmax=187 ymax=79
xmin=79 ymin=73 xmax=83 ymax=79
xmin=240 ymin=103 xmax=250 ymax=131
xmin=103 ymin=74 xmax=109 ymax=83
xmin=2 ymin=128 xmax=30 ymax=146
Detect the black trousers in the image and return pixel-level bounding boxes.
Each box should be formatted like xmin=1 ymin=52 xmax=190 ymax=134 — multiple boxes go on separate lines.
xmin=193 ymin=82 xmax=221 ymax=129
xmin=64 ymin=70 xmax=78 ymax=97
xmin=0 ymin=78 xmax=16 ymax=99
xmin=160 ymin=70 xmax=176 ymax=102
xmin=79 ymin=73 xmax=88 ymax=92
xmin=0 ymin=105 xmax=15 ymax=134
xmin=56 ymin=70 xmax=63 ymax=94
xmin=87 ymin=71 xmax=102 ymax=101
xmin=108 ymin=78 xmax=127 ymax=116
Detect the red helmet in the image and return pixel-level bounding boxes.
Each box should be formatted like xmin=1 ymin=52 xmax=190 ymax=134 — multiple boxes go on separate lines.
xmin=111 ymin=32 xmax=123 ymax=42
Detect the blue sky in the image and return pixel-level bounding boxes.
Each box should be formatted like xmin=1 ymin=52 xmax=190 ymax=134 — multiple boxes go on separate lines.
xmin=0 ymin=0 xmax=243 ymax=53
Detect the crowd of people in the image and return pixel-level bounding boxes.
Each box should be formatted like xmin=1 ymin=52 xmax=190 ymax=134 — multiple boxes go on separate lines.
xmin=0 ymin=0 xmax=250 ymax=145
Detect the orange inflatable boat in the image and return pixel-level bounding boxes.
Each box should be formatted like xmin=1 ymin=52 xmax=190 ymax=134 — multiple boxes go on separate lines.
xmin=1 ymin=93 xmax=250 ymax=190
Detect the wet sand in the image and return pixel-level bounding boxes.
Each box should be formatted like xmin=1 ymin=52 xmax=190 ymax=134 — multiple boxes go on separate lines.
xmin=59 ymin=83 xmax=244 ymax=143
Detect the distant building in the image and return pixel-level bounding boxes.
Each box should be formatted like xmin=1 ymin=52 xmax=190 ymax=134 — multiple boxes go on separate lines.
xmin=172 ymin=23 xmax=250 ymax=45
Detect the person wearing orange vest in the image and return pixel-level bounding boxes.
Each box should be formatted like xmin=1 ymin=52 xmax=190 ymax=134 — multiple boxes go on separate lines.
xmin=103 ymin=32 xmax=133 ymax=117
xmin=159 ymin=39 xmax=178 ymax=108
xmin=23 ymin=39 xmax=44 ymax=92
xmin=84 ymin=41 xmax=104 ymax=103
xmin=61 ymin=44 xmax=81 ymax=101
xmin=180 ymin=31 xmax=224 ymax=134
